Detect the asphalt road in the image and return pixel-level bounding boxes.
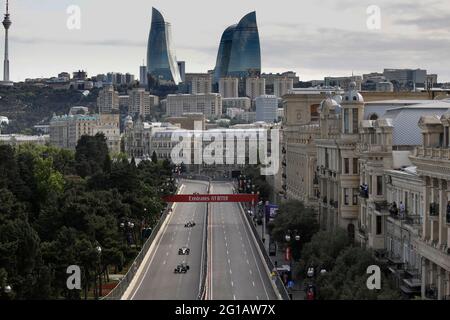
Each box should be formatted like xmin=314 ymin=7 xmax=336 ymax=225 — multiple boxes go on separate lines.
xmin=208 ymin=182 xmax=278 ymax=300
xmin=128 ymin=180 xmax=208 ymax=300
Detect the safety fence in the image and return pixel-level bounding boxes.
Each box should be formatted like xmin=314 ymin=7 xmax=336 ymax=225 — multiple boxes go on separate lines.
xmin=197 ymin=182 xmax=211 ymax=300
xmin=102 ymin=203 xmax=174 ymax=300
xmin=239 ymin=202 xmax=291 ymax=300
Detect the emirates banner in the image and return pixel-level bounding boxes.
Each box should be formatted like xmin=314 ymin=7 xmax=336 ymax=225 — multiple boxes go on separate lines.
xmin=163 ymin=194 xmax=259 ymax=203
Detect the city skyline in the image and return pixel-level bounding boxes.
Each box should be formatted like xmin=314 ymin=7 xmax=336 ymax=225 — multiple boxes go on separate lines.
xmin=3 ymin=0 xmax=450 ymax=82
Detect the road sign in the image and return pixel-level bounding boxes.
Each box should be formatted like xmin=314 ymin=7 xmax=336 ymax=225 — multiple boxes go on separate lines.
xmin=163 ymin=194 xmax=259 ymax=203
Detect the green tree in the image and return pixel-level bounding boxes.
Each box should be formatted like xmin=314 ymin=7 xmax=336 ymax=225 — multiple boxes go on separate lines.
xmin=268 ymin=200 xmax=319 ymax=260
xmin=151 ymin=151 xmax=158 ymax=163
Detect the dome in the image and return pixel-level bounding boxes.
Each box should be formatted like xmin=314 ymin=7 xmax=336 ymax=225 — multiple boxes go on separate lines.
xmin=125 ymin=115 xmax=133 ymax=124
xmin=342 ymin=81 xmax=364 ymax=103
xmin=319 ymin=92 xmax=340 ymax=114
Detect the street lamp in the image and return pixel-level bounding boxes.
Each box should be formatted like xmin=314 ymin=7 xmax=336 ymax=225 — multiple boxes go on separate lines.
xmin=96 ymin=245 xmax=102 ymax=299
xmin=4 ymin=285 xmax=11 ymax=294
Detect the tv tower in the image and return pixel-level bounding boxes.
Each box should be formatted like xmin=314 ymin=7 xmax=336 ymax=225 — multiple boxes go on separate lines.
xmin=2 ymin=0 xmax=12 ymax=83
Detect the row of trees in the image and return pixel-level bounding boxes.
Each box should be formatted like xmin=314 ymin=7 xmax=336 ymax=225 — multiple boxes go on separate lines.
xmin=268 ymin=200 xmax=400 ymax=299
xmin=0 ymin=133 xmax=175 ymax=299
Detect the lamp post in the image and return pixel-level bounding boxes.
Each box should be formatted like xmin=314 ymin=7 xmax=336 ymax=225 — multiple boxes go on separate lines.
xmin=96 ymin=245 xmax=102 ymax=299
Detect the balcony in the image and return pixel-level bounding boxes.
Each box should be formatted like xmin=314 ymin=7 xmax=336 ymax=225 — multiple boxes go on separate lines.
xmin=430 ymin=203 xmax=439 ymax=217
xmin=415 ymin=146 xmax=450 ymax=161
xmin=374 ymin=201 xmax=389 ymax=213
xmin=282 ymin=160 xmax=287 ymax=167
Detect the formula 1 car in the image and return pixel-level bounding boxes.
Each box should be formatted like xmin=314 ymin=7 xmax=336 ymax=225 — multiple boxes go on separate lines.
xmin=184 ymin=221 xmax=196 ymax=228
xmin=178 ymin=247 xmax=190 ymax=255
xmin=174 ymin=262 xmax=190 ymax=273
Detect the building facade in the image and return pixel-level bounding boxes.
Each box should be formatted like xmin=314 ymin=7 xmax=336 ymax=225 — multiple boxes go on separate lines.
xmin=147 ymin=7 xmax=182 ymax=85
xmin=128 ymin=88 xmax=159 ymax=118
xmin=97 ymin=85 xmax=119 ymax=113
xmin=166 ymin=93 xmax=222 ymax=118
xmin=410 ymin=113 xmax=450 ymax=300
xmin=185 ymin=73 xmax=212 ymax=94
xmin=246 ymin=77 xmax=266 ymax=100
xmin=50 ymin=113 xmax=120 ymax=154
xmin=213 ymin=12 xmax=261 ymax=83
xmin=219 ymin=77 xmax=239 ymax=98
xmin=255 ymin=95 xmax=278 ymax=123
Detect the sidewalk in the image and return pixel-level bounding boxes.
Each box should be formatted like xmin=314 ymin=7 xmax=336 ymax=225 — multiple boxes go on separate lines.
xmin=249 ymin=213 xmax=305 ymax=300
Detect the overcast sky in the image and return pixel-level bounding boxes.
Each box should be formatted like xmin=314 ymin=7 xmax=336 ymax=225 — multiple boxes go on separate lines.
xmin=4 ymin=0 xmax=450 ymax=82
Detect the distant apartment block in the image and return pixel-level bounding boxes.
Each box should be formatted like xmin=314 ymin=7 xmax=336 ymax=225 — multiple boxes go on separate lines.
xmin=166 ymin=93 xmax=222 ymax=118
xmin=97 ymin=85 xmax=120 ymax=113
xmin=219 ymin=77 xmax=239 ymax=98
xmin=246 ymin=77 xmax=266 ymax=100
xmin=128 ymin=88 xmax=159 ymax=118
xmin=185 ymin=73 xmax=212 ymax=94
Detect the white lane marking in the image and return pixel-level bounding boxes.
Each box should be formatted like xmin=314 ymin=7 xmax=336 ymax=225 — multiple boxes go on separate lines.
xmin=233 ymin=295 xmax=236 ymax=300
xmin=249 ymin=269 xmax=252 ymax=275
xmin=256 ymin=296 xmax=259 ymax=300
xmin=163 ymin=260 xmax=166 ymax=265
xmin=228 ymin=259 xmax=230 ymax=264
xmin=239 ymin=206 xmax=271 ymax=300
xmin=166 ymin=252 xmax=169 ymax=256
xmin=247 ymin=259 xmax=250 ymax=265
xmin=231 ymin=281 xmax=234 ymax=287
xmin=128 ymin=183 xmax=185 ymax=300
xmin=226 ymin=250 xmax=229 ymax=255
xmin=230 ymin=269 xmax=232 ymax=274
xmin=252 ymin=281 xmax=255 ymax=287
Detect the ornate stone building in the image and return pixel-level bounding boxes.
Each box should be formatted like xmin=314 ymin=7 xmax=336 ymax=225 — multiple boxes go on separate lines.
xmin=410 ymin=113 xmax=450 ymax=300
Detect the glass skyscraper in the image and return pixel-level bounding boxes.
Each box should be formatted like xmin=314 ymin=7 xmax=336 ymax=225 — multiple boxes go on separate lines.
xmin=213 ymin=12 xmax=261 ymax=84
xmin=147 ymin=8 xmax=182 ymax=86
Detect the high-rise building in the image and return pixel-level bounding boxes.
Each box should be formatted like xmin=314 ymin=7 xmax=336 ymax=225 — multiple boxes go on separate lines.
xmin=1 ymin=0 xmax=12 ymax=86
xmin=274 ymin=77 xmax=294 ymax=98
xmin=140 ymin=65 xmax=148 ymax=87
xmin=255 ymin=95 xmax=278 ymax=123
xmin=383 ymin=68 xmax=427 ymax=90
xmin=147 ymin=7 xmax=182 ymax=85
xmin=246 ymin=77 xmax=265 ymax=100
xmin=219 ymin=77 xmax=239 ymax=98
xmin=166 ymin=93 xmax=222 ymax=118
xmin=129 ymin=88 xmax=159 ymax=118
xmin=185 ymin=73 xmax=212 ymax=94
xmin=213 ymin=12 xmax=261 ymax=84
xmin=97 ymin=85 xmax=120 ymax=113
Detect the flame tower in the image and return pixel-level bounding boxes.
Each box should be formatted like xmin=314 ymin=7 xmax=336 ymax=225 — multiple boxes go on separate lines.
xmin=2 ymin=0 xmax=11 ymax=84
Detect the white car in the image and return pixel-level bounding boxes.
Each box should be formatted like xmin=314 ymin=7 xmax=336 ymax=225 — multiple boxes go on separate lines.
xmin=307 ymin=267 xmax=315 ymax=278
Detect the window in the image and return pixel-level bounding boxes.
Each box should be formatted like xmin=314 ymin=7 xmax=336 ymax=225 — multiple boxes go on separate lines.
xmin=376 ymin=215 xmax=382 ymax=235
xmin=353 ymin=158 xmax=359 ymax=174
xmin=377 ymin=176 xmax=383 ymax=196
xmin=352 ymin=188 xmax=359 ymax=205
xmin=344 ymin=188 xmax=350 ymax=205
xmin=352 ymin=109 xmax=359 ymax=133
xmin=344 ymin=158 xmax=349 ymax=174
xmin=344 ymin=109 xmax=350 ymax=133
